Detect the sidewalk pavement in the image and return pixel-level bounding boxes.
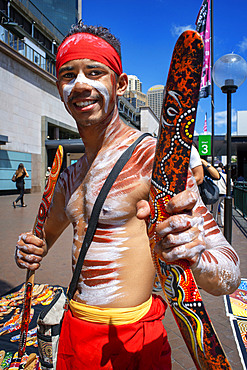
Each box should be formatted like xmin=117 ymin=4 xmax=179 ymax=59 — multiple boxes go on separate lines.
xmin=0 ymin=192 xmax=246 ymax=369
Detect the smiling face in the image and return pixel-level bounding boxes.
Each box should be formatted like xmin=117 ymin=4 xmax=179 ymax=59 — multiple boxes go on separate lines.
xmin=56 ymin=59 xmax=127 ymax=129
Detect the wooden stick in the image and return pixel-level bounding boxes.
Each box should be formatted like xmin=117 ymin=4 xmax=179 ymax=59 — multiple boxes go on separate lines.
xmin=18 ymin=146 xmax=63 ymax=358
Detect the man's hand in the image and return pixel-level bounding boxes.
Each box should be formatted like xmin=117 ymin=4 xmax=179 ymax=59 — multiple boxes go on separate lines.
xmin=15 ymin=232 xmax=47 ymax=271
xmin=136 ymin=190 xmax=206 ymax=267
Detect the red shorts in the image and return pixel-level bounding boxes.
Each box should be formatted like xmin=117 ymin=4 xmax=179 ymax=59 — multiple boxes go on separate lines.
xmin=56 ymin=294 xmax=171 ymax=369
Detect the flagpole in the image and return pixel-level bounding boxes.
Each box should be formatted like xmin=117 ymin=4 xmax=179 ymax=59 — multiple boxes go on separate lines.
xmin=204 ymin=112 xmax=207 ymax=133
xmin=210 ymin=0 xmax=215 ymax=165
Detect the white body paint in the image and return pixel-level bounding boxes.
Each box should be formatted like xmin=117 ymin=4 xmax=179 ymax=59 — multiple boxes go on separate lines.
xmin=77 ymin=228 xmax=128 ymax=306
xmin=62 ymin=73 xmax=110 ymax=113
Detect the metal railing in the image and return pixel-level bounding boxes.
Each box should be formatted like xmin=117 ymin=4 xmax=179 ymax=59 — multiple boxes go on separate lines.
xmin=0 ymin=25 xmax=56 ymax=76
xmin=233 ymin=181 xmax=247 ymax=219
xmin=18 ymin=0 xmax=64 ymax=41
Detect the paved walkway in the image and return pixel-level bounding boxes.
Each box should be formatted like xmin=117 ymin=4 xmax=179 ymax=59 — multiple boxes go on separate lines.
xmin=0 ymin=192 xmax=246 ymax=369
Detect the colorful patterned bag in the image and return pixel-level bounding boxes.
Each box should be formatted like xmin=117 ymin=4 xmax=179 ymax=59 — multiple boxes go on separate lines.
xmin=37 ymin=287 xmax=66 ymax=369
xmin=199 ymin=175 xmax=220 ymax=205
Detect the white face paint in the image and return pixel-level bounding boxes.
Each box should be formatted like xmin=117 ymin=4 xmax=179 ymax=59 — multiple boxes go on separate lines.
xmin=62 ymin=73 xmax=110 ymax=114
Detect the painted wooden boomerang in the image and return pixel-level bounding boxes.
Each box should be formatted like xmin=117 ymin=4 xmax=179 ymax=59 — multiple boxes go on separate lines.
xmin=148 ymin=31 xmax=231 ymax=369
xmin=18 ymin=145 xmax=63 ymax=359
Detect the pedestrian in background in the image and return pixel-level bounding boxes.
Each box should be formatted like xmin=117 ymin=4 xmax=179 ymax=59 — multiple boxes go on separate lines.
xmin=45 ymin=166 xmax=51 ymax=184
xmin=201 ymin=158 xmax=220 ymax=181
xmin=213 ymin=164 xmax=227 ymax=227
xmin=236 ymin=175 xmax=245 ymax=182
xmin=12 ymin=163 xmax=29 ymax=208
xmin=190 ymin=144 xmax=204 ymax=185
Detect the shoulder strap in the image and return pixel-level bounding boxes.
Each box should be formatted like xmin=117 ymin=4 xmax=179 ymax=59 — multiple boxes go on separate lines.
xmin=67 ymin=133 xmax=151 ymax=300
xmin=219 ymin=172 xmax=227 ymax=185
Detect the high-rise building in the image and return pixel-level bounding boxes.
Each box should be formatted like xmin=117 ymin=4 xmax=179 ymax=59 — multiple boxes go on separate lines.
xmin=147 ymin=85 xmax=165 ymax=119
xmin=125 ymin=75 xmax=147 ymax=109
xmin=124 ymin=90 xmax=147 ymax=109
xmin=29 ymin=0 xmax=79 ymax=36
xmin=127 ymin=75 xmax=142 ymax=92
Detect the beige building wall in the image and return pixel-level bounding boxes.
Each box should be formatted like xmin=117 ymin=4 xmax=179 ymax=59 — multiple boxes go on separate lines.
xmin=140 ymin=106 xmax=159 ymax=137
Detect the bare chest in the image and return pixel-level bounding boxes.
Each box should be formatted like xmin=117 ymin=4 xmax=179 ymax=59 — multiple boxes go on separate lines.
xmin=66 ymin=159 xmax=147 ymax=226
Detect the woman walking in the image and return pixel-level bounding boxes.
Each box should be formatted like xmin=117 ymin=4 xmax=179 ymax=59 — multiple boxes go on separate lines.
xmin=12 ymin=163 xmax=29 ymax=208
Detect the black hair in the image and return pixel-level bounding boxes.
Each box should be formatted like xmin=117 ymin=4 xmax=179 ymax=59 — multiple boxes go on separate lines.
xmin=62 ymin=20 xmax=122 ymax=59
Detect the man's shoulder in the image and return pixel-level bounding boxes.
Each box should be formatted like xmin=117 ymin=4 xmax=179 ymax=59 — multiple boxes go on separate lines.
xmin=112 ymin=127 xmax=156 ymax=156
xmin=130 ymin=133 xmax=156 ymax=162
xmin=134 ymin=132 xmax=157 ymax=148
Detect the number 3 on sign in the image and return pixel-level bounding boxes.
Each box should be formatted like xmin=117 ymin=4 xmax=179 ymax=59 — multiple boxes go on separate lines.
xmin=202 ymin=143 xmax=209 ymax=154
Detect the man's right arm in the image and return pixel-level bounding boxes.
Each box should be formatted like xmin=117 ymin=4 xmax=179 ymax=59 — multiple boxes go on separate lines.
xmin=15 ymin=180 xmax=70 ymax=270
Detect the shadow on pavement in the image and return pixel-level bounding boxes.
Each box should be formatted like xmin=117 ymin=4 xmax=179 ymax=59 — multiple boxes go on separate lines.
xmin=0 ymin=280 xmax=15 ymax=296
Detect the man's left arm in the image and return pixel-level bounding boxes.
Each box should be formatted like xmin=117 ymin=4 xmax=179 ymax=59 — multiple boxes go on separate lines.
xmin=158 ymin=171 xmax=240 ymax=296
xmin=137 ymin=170 xmax=241 ymax=296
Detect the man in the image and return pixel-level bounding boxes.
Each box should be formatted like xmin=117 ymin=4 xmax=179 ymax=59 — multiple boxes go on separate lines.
xmin=15 ymin=22 xmax=240 ymax=369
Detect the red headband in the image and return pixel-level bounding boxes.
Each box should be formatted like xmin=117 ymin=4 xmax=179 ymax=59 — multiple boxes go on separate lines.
xmin=56 ymin=33 xmax=122 ymax=77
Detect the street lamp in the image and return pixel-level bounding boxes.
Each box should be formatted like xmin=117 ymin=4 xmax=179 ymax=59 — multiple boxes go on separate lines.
xmin=212 ymin=53 xmax=247 ymax=243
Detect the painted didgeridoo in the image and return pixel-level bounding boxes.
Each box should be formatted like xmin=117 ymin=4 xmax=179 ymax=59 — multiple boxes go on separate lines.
xmin=18 ymin=145 xmax=63 ymax=359
xmin=148 ymin=31 xmax=231 ymax=369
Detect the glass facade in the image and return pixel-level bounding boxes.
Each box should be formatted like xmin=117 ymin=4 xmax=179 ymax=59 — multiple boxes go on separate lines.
xmin=31 ymin=0 xmax=78 ymax=36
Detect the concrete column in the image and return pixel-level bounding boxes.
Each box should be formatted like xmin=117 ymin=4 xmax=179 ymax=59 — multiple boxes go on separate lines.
xmin=54 ymin=127 xmax=59 ymax=139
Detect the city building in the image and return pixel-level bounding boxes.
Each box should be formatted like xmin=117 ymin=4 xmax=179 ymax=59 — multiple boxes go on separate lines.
xmin=124 ymin=90 xmax=147 ymax=109
xmin=127 ymin=74 xmax=142 ymax=92
xmin=125 ymin=74 xmax=147 ymax=109
xmin=147 ymin=84 xmax=165 ymax=119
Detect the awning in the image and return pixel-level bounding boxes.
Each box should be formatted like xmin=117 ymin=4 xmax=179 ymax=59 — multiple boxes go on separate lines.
xmin=0 ymin=135 xmax=8 ymax=144
xmin=45 ymin=139 xmax=84 ymax=153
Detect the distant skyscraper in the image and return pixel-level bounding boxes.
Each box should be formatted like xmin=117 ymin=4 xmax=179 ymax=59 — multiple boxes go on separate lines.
xmin=31 ymin=0 xmax=79 ymax=36
xmin=124 ymin=75 xmax=146 ymax=109
xmin=147 ymin=85 xmax=165 ymax=119
xmin=127 ymin=75 xmax=142 ymax=92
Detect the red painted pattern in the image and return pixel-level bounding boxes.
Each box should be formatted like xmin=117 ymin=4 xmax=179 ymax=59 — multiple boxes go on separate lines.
xmin=33 ymin=145 xmax=63 ymax=237
xmin=83 ymin=278 xmax=115 ymax=287
xmin=217 ymin=247 xmax=238 ymax=266
xmin=82 ymin=268 xmax=117 ymax=279
xmin=205 ymin=228 xmax=220 ymax=237
xmin=18 ymin=283 xmax=33 ymax=356
xmin=204 ymin=219 xmax=218 ymax=230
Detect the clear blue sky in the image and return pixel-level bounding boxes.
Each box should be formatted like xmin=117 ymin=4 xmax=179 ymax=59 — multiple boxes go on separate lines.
xmin=82 ymin=0 xmax=247 ymax=136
